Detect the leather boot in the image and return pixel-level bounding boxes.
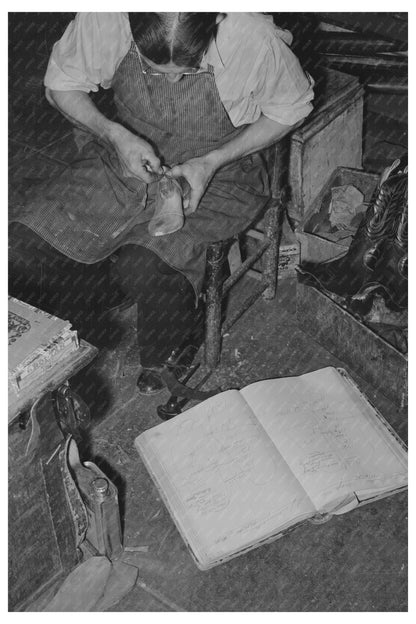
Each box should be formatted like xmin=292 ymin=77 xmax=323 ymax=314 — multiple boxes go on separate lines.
xmin=297 ymin=157 xmax=408 ymax=299
xmin=349 ymin=194 xmax=408 ymax=316
xmin=148 ymin=168 xmax=184 ymax=237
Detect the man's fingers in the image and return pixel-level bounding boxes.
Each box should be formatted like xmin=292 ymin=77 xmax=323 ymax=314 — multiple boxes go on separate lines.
xmin=143 ymin=153 xmax=162 ymax=174
xmin=120 ymin=158 xmax=159 ymax=184
xmin=136 ymin=167 xmax=156 ymax=184
xmin=165 ymin=162 xmax=205 ymax=212
xmin=145 ymin=163 xmax=163 ymax=177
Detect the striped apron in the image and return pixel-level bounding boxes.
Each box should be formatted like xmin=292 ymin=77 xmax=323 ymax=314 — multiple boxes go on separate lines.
xmin=11 ymin=42 xmax=270 ymax=294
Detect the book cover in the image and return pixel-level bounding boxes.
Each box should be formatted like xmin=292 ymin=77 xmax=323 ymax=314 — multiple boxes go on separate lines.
xmin=8 ymin=297 xmax=74 ymax=374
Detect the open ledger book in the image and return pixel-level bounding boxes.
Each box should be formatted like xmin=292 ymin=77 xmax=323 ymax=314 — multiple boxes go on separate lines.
xmin=135 ymin=367 xmax=407 ymax=570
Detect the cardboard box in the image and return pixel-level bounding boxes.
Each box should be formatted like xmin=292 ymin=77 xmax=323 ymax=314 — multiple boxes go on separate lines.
xmin=296 ymin=281 xmax=407 ymax=408
xmin=295 ymin=167 xmax=380 ymax=263
xmin=245 ymin=220 xmax=300 ymax=281
xmin=288 ymin=69 xmax=364 ymax=222
xmin=276 ymin=243 xmax=300 ymax=279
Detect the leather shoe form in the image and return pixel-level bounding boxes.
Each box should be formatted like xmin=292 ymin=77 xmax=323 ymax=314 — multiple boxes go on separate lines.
xmin=137 ymin=367 xmax=165 ymax=396
xmin=148 ymin=169 xmax=184 ymax=237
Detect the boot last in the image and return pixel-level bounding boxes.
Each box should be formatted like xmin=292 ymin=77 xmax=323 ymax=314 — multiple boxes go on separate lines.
xmin=148 ymin=174 xmax=184 ymax=237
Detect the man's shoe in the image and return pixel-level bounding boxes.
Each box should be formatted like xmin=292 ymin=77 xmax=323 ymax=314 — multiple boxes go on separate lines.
xmin=136 ymin=342 xmax=201 ymax=396
xmin=137 ymin=368 xmax=165 ymax=396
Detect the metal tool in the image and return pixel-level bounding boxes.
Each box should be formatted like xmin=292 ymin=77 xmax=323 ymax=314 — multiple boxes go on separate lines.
xmin=157 ymin=346 xmax=219 ymax=420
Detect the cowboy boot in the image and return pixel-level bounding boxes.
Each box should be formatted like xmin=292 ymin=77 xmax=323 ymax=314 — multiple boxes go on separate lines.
xmin=349 ymin=189 xmax=408 ymax=316
xmin=297 ymin=156 xmax=407 ymax=298
xmin=148 ymin=167 xmax=184 ymax=237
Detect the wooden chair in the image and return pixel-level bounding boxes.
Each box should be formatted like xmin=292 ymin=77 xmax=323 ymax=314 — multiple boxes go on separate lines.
xmin=204 ymin=141 xmax=288 ymax=368
xmin=156 ymin=141 xmax=290 ymax=418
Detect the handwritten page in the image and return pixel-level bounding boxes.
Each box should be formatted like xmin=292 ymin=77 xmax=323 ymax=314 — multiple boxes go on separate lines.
xmin=241 ymin=368 xmax=407 ymax=512
xmin=136 ymin=390 xmax=314 ymax=567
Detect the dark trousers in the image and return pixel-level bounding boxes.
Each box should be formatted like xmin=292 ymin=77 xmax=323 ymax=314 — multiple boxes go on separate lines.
xmin=8 ymin=223 xmax=202 ymax=367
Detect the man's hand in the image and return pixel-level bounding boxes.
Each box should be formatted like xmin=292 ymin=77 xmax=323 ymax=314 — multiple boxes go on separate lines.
xmin=45 ymin=89 xmax=163 ymax=184
xmin=166 ymin=116 xmax=303 ymax=214
xmin=109 ymin=125 xmax=163 ymax=184
xmin=167 ymin=155 xmax=218 ymax=215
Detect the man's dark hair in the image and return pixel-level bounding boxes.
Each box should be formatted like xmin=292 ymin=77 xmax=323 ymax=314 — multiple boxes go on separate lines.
xmin=129 ymin=12 xmax=221 ymax=67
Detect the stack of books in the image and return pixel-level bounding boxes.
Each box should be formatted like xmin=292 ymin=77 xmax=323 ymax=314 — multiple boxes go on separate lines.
xmin=8 ymin=297 xmax=79 ymax=393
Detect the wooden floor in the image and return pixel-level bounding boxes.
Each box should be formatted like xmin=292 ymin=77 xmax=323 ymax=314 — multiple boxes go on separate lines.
xmin=69 ymin=277 xmax=408 ymax=612
xmin=9 ymin=59 xmax=408 ymax=611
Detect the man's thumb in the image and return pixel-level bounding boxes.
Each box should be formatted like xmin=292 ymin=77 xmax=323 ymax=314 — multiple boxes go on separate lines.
xmin=184 ymin=189 xmax=201 ymax=215
xmin=165 ymin=165 xmax=182 ymax=179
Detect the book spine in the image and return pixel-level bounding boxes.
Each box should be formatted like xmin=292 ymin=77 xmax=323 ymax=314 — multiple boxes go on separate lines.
xmin=20 ymin=333 xmax=78 ymax=378
xmin=12 ymin=331 xmax=78 ymax=377
xmin=11 ymin=333 xmax=79 ymax=390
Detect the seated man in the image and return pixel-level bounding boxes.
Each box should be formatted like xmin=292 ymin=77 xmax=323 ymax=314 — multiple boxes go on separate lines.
xmin=9 ymin=12 xmax=314 ymax=394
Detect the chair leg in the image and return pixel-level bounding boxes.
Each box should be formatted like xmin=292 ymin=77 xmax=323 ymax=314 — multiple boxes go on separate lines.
xmin=204 ymin=242 xmax=226 ymax=368
xmin=262 ymin=197 xmax=282 ymax=300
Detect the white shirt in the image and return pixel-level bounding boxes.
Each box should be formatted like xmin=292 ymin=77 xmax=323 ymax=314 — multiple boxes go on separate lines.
xmin=44 ymin=12 xmax=315 ymax=127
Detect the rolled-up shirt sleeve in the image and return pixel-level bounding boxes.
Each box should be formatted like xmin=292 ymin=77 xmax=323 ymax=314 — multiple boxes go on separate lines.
xmin=44 ymin=12 xmax=131 ymax=92
xmin=255 ymin=36 xmax=315 ymax=125
xmin=215 ymin=14 xmax=314 ymax=128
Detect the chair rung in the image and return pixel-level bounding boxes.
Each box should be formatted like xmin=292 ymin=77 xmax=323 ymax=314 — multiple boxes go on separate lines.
xmin=223 ymin=239 xmax=270 ymax=295
xmin=246 ymin=228 xmax=264 ymax=241
xmin=221 ymin=280 xmax=268 ymax=334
